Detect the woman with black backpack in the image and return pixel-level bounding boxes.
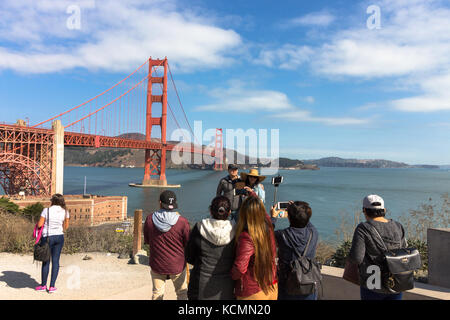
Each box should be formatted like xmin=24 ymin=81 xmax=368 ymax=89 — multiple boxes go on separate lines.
xmin=347 ymin=195 xmax=412 ymax=300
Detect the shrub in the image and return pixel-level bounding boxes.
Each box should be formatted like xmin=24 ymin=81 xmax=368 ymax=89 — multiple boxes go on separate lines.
xmin=0 ymin=197 xmax=20 ymax=214
xmin=0 ymin=209 xmax=134 ymax=255
xmin=63 ymin=226 xmax=134 ymax=255
xmin=22 ymin=202 xmax=44 ymax=223
xmin=0 ymin=209 xmax=34 ymax=253
xmin=315 ymin=241 xmax=336 ymax=265
xmin=329 ymin=240 xmax=352 ymax=268
xmin=399 ymin=193 xmax=450 ymax=243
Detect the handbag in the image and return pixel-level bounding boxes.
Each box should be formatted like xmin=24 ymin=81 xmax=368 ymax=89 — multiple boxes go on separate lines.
xmin=33 ymin=208 xmax=51 ymax=263
xmin=343 ymin=259 xmax=360 ymax=286
xmin=366 ymin=223 xmax=421 ymax=293
xmin=282 ymin=231 xmax=322 ymax=296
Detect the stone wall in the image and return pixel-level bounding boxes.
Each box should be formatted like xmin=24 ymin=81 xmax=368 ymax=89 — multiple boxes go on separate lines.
xmin=428 ymin=228 xmax=450 ymax=289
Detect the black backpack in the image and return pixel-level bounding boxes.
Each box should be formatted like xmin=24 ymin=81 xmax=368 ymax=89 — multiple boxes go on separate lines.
xmin=282 ymin=231 xmax=322 ymax=296
xmin=365 ymin=223 xmax=421 ymax=293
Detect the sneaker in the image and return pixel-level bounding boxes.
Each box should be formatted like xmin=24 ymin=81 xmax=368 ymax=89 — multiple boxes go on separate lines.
xmin=35 ymin=285 xmax=47 ymax=291
xmin=48 ymin=287 xmax=57 ymax=293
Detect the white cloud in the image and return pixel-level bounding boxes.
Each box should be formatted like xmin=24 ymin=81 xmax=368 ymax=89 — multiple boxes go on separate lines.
xmin=0 ymin=0 xmax=242 ymax=73
xmin=194 ymin=85 xmax=294 ymax=113
xmin=271 ymin=110 xmax=369 ymax=126
xmin=283 ymin=11 xmax=335 ymax=28
xmin=259 ymin=0 xmax=450 ymax=113
xmin=194 ymin=83 xmax=367 ymax=126
xmin=255 ymin=44 xmax=313 ymax=69
xmin=303 ymin=96 xmax=315 ymax=104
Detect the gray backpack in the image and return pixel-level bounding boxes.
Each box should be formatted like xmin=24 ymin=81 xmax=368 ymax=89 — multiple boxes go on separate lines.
xmin=282 ymin=231 xmax=322 ymax=296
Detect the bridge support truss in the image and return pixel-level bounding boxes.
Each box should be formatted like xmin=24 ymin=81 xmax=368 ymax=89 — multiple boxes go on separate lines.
xmin=0 ymin=121 xmax=64 ymax=196
xmin=142 ymin=57 xmax=168 ymax=186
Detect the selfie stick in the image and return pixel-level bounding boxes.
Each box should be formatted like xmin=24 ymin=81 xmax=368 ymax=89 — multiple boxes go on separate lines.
xmin=272 ymin=176 xmax=281 ymax=207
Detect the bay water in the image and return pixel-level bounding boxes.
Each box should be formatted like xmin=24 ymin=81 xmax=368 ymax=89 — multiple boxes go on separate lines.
xmin=64 ymin=166 xmax=450 ymax=243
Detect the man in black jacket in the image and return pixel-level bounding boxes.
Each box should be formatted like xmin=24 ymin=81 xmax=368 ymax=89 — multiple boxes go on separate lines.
xmin=216 ymin=164 xmax=241 ymax=221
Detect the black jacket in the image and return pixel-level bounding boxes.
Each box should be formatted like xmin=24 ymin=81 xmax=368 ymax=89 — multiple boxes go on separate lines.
xmin=185 ymin=219 xmax=236 ymax=300
xmin=274 ymin=222 xmax=319 ymax=290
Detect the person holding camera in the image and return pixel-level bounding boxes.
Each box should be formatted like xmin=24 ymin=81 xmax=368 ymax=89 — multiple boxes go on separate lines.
xmin=216 ymin=164 xmax=242 ymax=221
xmin=239 ymin=168 xmax=265 ymax=204
xmin=271 ymin=201 xmax=319 ymax=300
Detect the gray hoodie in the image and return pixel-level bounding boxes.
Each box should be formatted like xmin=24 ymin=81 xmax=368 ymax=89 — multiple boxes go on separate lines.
xmin=152 ymin=209 xmax=180 ymax=232
xmin=199 ymin=218 xmax=236 ymax=246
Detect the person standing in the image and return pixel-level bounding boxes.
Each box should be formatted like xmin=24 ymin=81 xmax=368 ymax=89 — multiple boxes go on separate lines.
xmin=185 ymin=196 xmax=236 ymax=300
xmin=143 ymin=190 xmax=190 ymax=300
xmin=35 ymin=194 xmax=70 ymax=294
xmin=348 ymin=195 xmax=408 ymax=300
xmin=271 ymin=201 xmax=319 ymax=300
xmin=240 ymin=168 xmax=265 ymax=204
xmin=216 ymin=164 xmax=241 ymax=221
xmin=231 ymin=196 xmax=278 ymax=300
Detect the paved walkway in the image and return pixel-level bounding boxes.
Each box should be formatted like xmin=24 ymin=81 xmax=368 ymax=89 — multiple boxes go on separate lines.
xmin=0 ymin=252 xmax=177 ymax=300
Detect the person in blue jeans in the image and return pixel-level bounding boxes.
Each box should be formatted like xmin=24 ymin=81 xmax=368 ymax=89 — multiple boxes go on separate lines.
xmin=271 ymin=201 xmax=319 ymax=300
xmin=35 ymin=194 xmax=70 ymax=294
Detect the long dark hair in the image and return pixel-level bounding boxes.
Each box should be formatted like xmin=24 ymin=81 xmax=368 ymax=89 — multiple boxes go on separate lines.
xmin=51 ymin=193 xmax=67 ymax=210
xmin=245 ymin=176 xmax=260 ymax=188
xmin=235 ymin=196 xmax=276 ymax=294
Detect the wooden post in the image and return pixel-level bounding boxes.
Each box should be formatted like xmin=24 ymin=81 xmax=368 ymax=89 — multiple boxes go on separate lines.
xmin=133 ymin=209 xmax=143 ymax=257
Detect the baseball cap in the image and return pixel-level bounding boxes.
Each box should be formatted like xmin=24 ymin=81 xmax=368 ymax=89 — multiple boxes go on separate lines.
xmin=363 ymin=195 xmax=384 ymax=210
xmin=228 ymin=164 xmax=238 ymax=170
xmin=160 ymin=190 xmax=178 ymax=210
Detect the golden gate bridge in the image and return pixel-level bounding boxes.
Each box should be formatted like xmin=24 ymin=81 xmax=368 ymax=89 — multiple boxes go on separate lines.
xmin=0 ymin=57 xmax=224 ymax=196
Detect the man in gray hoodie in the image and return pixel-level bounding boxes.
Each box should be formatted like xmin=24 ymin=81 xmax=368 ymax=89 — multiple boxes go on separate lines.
xmin=144 ymin=190 xmax=190 ymax=300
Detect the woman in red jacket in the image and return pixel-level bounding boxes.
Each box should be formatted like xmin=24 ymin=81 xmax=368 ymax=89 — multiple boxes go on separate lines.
xmin=231 ymin=196 xmax=278 ymax=300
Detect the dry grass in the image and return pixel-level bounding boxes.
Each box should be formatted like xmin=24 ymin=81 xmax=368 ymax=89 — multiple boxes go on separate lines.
xmin=0 ymin=209 xmax=133 ymax=255
xmin=0 ymin=210 xmax=35 ymax=253
xmin=315 ymin=241 xmax=336 ymax=265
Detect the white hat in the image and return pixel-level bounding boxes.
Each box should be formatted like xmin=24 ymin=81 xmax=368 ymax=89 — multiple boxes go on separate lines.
xmin=363 ymin=195 xmax=384 ymax=209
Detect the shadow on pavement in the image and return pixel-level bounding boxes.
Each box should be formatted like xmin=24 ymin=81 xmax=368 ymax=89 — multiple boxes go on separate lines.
xmin=0 ymin=271 xmax=40 ymax=289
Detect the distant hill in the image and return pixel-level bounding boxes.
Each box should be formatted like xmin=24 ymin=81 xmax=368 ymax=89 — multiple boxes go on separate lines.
xmin=64 ymin=135 xmax=319 ymax=170
xmin=303 ymin=157 xmax=439 ymax=169
xmin=64 ymin=138 xmax=438 ymax=170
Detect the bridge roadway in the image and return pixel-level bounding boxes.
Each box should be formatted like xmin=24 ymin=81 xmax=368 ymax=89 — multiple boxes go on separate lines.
xmin=0 ymin=123 xmax=205 ymax=154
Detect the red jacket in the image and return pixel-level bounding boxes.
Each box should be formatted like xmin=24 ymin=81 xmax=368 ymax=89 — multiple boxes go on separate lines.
xmin=143 ymin=213 xmax=190 ymax=275
xmin=231 ymin=221 xmax=277 ymax=297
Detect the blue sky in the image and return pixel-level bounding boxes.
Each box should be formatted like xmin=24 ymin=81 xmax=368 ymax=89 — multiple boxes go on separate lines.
xmin=1 ymin=0 xmax=450 ymax=165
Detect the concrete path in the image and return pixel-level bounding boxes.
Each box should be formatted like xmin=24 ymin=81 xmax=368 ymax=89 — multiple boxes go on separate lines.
xmin=0 ymin=252 xmax=177 ymax=300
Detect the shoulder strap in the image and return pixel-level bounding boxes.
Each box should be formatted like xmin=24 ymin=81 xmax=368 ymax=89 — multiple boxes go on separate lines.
xmin=365 ymin=222 xmax=388 ymax=252
xmin=282 ymin=230 xmax=313 ymax=258
xmin=46 ymin=207 xmax=50 ymax=240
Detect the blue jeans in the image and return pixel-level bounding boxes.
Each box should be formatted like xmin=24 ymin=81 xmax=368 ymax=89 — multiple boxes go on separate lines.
xmin=41 ymin=235 xmax=64 ymax=288
xmin=360 ymin=287 xmax=403 ymax=300
xmin=278 ymin=286 xmax=318 ymax=300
